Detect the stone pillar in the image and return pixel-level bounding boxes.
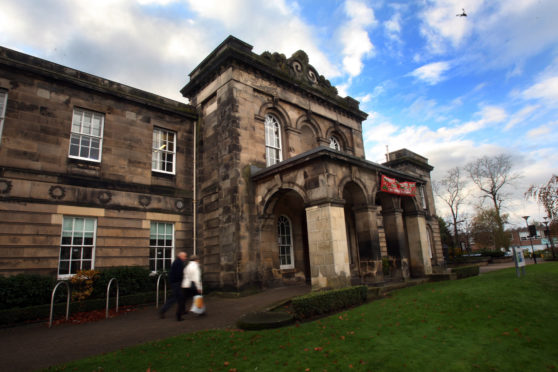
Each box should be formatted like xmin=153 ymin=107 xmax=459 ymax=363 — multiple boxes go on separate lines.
xmin=305 ymin=203 xmax=351 ymax=290
xmin=382 ymin=208 xmax=410 ymax=279
xmin=405 ymin=212 xmax=433 ymax=276
xmin=353 ymin=205 xmax=383 ymax=282
xmin=353 ymin=205 xmax=381 ymax=260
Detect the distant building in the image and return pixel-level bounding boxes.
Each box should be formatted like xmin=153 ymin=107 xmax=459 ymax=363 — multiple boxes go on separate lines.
xmin=0 ymin=36 xmax=444 ymax=290
xmin=509 ymin=227 xmax=555 ymax=252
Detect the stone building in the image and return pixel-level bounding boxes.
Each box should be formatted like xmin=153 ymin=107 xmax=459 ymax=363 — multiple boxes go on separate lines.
xmin=0 ymin=36 xmax=443 ymax=290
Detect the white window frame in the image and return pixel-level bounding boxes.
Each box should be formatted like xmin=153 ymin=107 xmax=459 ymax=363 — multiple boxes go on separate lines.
xmin=149 ymin=222 xmax=175 ymax=272
xmin=152 ymin=127 xmax=177 ymax=174
xmin=277 ymin=215 xmax=295 ymax=269
xmin=265 ymin=114 xmax=283 ymax=166
xmin=0 ymin=90 xmax=7 ymax=145
xmin=329 ymin=136 xmax=341 ymax=151
xmin=68 ymin=108 xmax=104 ymax=162
xmin=58 ymin=216 xmax=97 ymax=279
xmin=419 ymin=185 xmax=428 ymax=209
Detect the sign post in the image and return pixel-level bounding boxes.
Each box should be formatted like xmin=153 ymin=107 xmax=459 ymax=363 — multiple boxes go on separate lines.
xmin=512 ymin=246 xmax=526 ymax=277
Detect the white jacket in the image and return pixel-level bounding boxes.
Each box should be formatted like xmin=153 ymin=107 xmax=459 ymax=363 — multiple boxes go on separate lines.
xmin=181 ymin=260 xmax=202 ymax=292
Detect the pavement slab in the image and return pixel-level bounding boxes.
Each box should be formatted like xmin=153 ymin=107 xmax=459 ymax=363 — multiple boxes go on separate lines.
xmin=0 ymin=285 xmax=310 ymax=372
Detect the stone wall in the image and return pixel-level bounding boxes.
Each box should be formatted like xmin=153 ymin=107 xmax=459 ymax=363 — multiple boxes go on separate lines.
xmin=0 ymin=52 xmax=195 ymax=276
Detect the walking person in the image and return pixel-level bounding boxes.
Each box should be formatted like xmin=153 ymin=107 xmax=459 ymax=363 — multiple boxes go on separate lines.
xmin=159 ymin=251 xmax=187 ymax=321
xmin=182 ymin=255 xmax=203 ymax=315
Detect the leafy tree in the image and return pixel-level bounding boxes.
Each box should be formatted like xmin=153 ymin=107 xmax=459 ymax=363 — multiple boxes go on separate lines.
xmin=434 ymin=167 xmax=468 ymax=250
xmin=437 ymin=216 xmax=454 ymax=249
xmin=525 ymin=174 xmax=558 ymax=222
xmin=465 ymin=154 xmax=519 ymax=249
xmin=470 ymin=208 xmax=510 ymax=251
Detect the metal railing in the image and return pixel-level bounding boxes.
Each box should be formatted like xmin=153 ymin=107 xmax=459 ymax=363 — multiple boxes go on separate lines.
xmin=49 ymin=281 xmax=70 ymax=328
xmin=105 ymin=278 xmax=119 ymax=319
xmin=156 ymin=273 xmax=167 ymax=308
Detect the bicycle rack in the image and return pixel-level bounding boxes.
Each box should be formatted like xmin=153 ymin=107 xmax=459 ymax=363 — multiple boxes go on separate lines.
xmin=156 ymin=273 xmax=167 ymax=308
xmin=49 ymin=281 xmax=70 ymax=328
xmin=105 ymin=278 xmax=119 ymax=319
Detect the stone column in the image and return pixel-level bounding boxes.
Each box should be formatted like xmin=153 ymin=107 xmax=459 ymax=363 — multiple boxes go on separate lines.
xmin=305 ymin=203 xmax=351 ymax=290
xmin=353 ymin=205 xmax=383 ymax=282
xmin=382 ymin=207 xmax=410 ymax=279
xmin=353 ymin=205 xmax=382 ymax=260
xmin=405 ymin=212 xmax=433 ymax=276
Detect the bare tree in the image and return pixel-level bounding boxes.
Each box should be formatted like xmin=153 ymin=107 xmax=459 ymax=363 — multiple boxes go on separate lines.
xmin=434 ymin=167 xmax=468 ymax=250
xmin=465 ymin=154 xmax=520 ymax=249
xmin=525 ymin=174 xmax=558 ymax=221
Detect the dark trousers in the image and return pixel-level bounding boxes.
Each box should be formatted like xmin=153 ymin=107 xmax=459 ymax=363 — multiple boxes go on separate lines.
xmin=160 ymin=282 xmax=185 ymax=319
xmin=183 ymin=284 xmax=198 ymax=312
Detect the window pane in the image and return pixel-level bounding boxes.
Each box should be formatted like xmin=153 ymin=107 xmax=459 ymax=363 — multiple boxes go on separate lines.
xmin=74 ymin=218 xmax=84 ymax=232
xmin=70 ymin=260 xmax=79 ymax=274
xmin=84 ymin=219 xmax=95 ymax=232
xmin=149 ymin=259 xmax=155 ymax=271
xmin=82 ymin=260 xmax=91 ymax=270
xmin=82 ymin=112 xmax=92 ymax=134
xmin=59 ymin=260 xmax=69 ymax=275
xmin=82 ymin=247 xmax=92 ymax=259
xmin=92 ymin=115 xmax=102 ymax=136
xmin=63 ymin=218 xmax=73 ymax=231
xmin=149 ymin=248 xmax=155 ymax=259
xmin=60 ymin=247 xmax=70 ymax=259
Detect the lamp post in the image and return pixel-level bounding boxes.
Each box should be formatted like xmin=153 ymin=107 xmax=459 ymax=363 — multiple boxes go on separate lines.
xmin=522 ymin=216 xmax=537 ymax=264
xmin=543 ymin=216 xmax=556 ymax=260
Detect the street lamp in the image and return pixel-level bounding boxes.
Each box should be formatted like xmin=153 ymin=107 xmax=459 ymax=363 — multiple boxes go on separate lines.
xmin=522 ymin=216 xmax=537 ymax=264
xmin=543 ymin=216 xmax=556 ymax=260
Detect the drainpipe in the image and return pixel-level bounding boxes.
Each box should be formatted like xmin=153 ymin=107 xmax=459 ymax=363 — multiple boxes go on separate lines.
xmin=193 ymin=116 xmax=198 ymax=256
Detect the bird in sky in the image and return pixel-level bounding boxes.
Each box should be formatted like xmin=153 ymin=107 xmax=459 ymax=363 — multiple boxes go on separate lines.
xmin=456 ymin=8 xmax=467 ymax=17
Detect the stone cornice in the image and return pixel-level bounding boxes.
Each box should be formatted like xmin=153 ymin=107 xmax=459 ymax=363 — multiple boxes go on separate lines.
xmin=251 ymin=147 xmax=427 ymax=184
xmin=181 ymin=36 xmax=368 ymax=122
xmin=0 ymin=46 xmax=197 ymax=119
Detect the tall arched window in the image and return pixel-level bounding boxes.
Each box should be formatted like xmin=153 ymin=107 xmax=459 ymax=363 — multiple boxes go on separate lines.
xmin=277 ymin=215 xmax=294 ymax=269
xmin=329 ymin=136 xmax=341 ymax=151
xmin=265 ymin=114 xmax=282 ymax=166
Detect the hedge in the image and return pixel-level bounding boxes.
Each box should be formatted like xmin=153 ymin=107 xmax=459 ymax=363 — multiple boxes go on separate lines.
xmin=236 ymin=312 xmax=294 ymax=331
xmin=0 ymin=291 xmax=160 ymax=326
xmin=451 ymin=265 xmax=480 ymax=279
xmin=0 ymin=266 xmax=157 ymax=312
xmin=291 ymin=285 xmax=367 ymax=320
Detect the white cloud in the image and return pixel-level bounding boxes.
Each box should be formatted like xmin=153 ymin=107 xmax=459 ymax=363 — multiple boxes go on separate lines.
xmin=338 ymin=0 xmax=376 ymax=77
xmin=523 ymin=76 xmax=558 ymax=103
xmin=410 ymin=61 xmax=451 ymax=85
xmin=419 ymin=0 xmax=558 ymax=70
xmin=504 ymin=105 xmax=539 ymax=131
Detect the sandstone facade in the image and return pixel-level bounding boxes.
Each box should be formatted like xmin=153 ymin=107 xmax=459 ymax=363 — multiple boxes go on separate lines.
xmin=0 ymin=36 xmax=443 ymax=290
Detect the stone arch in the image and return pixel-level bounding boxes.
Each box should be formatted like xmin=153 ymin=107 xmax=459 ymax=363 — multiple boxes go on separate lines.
xmin=325 ymin=126 xmax=349 ymax=151
xmin=261 ymin=183 xmax=308 ymax=216
xmin=257 ymin=101 xmax=293 ymax=129
xmin=259 ymin=187 xmax=311 ymax=284
xmin=295 ymin=114 xmax=323 ymax=137
xmin=338 ymin=176 xmax=370 ymax=205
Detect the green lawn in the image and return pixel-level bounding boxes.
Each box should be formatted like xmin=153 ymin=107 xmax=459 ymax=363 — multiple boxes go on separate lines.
xmin=47 ymin=263 xmax=558 ymax=372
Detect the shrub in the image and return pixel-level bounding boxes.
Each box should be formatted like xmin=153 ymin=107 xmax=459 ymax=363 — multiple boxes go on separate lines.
xmin=452 ymin=265 xmax=480 ymax=279
xmin=70 ymin=270 xmax=99 ymax=301
xmin=479 ymin=250 xmax=506 ymax=258
xmin=0 ymin=274 xmax=58 ymax=310
xmin=291 ymin=285 xmax=367 ymax=320
xmin=0 ymin=291 xmax=158 ymax=326
xmin=92 ymin=266 xmax=155 ymax=298
xmin=236 ymin=312 xmax=294 ymax=330
xmin=0 ymin=266 xmax=155 ymax=311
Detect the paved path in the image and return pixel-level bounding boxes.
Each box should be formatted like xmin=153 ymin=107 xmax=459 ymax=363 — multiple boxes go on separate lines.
xmin=479 ymin=258 xmax=538 ymax=274
xmin=0 ymin=285 xmax=310 ymax=372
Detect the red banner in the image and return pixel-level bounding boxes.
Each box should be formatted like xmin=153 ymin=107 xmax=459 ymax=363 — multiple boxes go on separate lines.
xmin=380 ymin=175 xmax=416 ymax=196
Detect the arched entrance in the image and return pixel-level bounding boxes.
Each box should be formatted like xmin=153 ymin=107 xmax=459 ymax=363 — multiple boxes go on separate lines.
xmin=260 ymin=189 xmax=311 ymax=285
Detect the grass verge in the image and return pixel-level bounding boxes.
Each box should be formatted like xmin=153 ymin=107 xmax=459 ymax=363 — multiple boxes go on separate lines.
xmin=46 ymin=263 xmax=558 ymax=372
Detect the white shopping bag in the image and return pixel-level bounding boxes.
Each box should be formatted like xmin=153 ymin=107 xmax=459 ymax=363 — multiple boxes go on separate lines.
xmin=190 ymin=295 xmax=206 ymax=314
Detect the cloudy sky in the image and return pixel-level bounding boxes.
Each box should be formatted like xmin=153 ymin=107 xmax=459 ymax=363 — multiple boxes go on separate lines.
xmin=1 ymin=0 xmax=557 ymax=227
